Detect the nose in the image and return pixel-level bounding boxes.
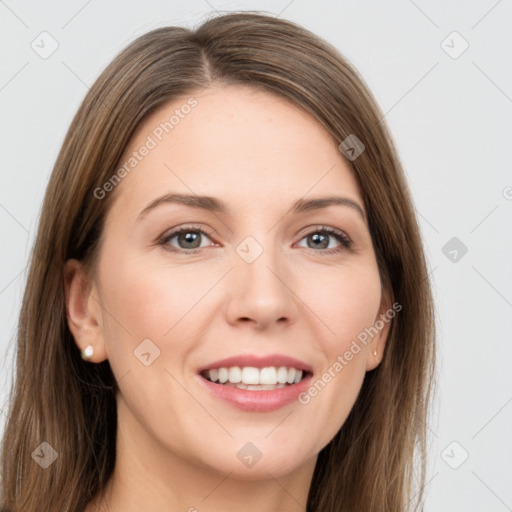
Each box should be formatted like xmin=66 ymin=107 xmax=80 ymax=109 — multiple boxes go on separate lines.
xmin=225 ymin=239 xmax=299 ymax=330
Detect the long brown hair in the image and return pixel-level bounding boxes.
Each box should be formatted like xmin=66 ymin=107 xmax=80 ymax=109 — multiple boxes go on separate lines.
xmin=0 ymin=11 xmax=436 ymax=512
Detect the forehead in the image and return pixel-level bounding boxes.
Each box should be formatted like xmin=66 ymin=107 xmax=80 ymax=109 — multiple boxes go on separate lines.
xmin=108 ymin=84 xmax=363 ymax=219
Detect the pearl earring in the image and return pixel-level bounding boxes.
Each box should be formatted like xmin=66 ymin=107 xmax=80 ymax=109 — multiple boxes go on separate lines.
xmin=373 ymin=349 xmax=378 ymax=358
xmin=81 ymin=345 xmax=94 ymax=360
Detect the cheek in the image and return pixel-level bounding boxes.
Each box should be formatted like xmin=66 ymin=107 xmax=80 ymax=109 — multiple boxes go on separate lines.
xmin=99 ymin=249 xmax=382 ymax=363
xmin=95 ymin=259 xmax=210 ymax=436
xmin=295 ymin=269 xmax=381 ymax=449
xmin=300 ymin=262 xmax=382 ymax=351
xmin=99 ymin=256 xmax=210 ymax=341
xmin=301 ymin=264 xmax=381 ymax=433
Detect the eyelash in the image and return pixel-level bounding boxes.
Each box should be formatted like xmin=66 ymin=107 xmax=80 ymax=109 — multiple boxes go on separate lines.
xmin=158 ymin=225 xmax=352 ymax=255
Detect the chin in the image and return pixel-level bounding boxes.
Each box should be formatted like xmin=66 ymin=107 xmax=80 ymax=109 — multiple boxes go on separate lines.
xmin=200 ymin=445 xmax=310 ymax=480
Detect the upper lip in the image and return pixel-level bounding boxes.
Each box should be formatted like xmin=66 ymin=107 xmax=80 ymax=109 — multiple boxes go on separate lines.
xmin=197 ymin=354 xmax=313 ymax=374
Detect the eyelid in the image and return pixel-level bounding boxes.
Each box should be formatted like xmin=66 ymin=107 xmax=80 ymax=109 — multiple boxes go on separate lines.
xmin=296 ymin=224 xmax=349 ymax=240
xmin=158 ymin=223 xmax=353 ymax=254
xmin=295 ymin=225 xmax=352 ymax=252
xmin=158 ymin=224 xmax=216 ymax=247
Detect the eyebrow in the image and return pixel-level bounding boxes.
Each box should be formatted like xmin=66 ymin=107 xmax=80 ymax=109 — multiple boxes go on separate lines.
xmin=136 ymin=193 xmax=366 ymax=222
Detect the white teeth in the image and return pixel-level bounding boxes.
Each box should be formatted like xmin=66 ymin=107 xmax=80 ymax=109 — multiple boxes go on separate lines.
xmin=205 ymin=366 xmax=307 ymax=386
xmin=222 ymin=382 xmax=287 ymax=390
xmin=276 ymin=366 xmax=289 ymax=384
xmin=228 ymin=367 xmax=242 ymax=383
xmin=260 ymin=367 xmax=277 ymax=385
xmin=241 ymin=367 xmax=260 ymax=385
xmin=209 ymin=368 xmax=218 ymax=383
xmin=217 ymin=367 xmax=228 ymax=383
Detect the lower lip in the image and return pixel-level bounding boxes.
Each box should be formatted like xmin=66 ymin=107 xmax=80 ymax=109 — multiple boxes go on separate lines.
xmin=197 ymin=373 xmax=313 ymax=412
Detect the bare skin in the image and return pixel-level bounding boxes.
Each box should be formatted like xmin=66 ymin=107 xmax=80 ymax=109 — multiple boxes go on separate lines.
xmin=64 ymin=84 xmax=390 ymax=512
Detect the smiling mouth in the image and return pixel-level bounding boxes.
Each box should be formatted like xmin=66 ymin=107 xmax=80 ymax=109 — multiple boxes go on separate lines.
xmin=200 ymin=366 xmax=311 ymax=391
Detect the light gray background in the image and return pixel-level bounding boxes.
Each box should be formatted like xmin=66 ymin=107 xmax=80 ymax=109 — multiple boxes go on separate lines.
xmin=1 ymin=1 xmax=511 ymax=510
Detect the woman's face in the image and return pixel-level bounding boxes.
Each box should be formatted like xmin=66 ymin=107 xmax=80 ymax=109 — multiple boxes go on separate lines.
xmin=67 ymin=84 xmax=390 ymax=479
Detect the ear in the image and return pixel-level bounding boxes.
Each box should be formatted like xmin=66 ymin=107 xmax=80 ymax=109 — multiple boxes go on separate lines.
xmin=365 ymin=289 xmax=394 ymax=371
xmin=63 ymin=258 xmax=108 ymax=363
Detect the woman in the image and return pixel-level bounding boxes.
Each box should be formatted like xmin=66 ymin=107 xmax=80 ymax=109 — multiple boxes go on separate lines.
xmin=0 ymin=11 xmax=436 ymax=512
